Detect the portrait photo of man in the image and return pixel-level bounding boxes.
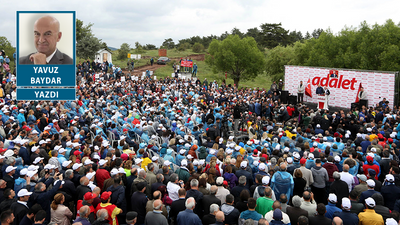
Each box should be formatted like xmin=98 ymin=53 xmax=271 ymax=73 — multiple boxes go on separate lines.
xmin=19 ymin=14 xmax=73 ymax=65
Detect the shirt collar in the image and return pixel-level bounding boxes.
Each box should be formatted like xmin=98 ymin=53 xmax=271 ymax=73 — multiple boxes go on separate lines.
xmin=18 ymin=200 xmax=28 ymax=207
xmin=46 ymin=49 xmax=57 ymax=63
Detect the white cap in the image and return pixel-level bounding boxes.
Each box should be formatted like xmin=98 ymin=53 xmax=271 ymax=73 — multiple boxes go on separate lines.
xmin=367 ymin=179 xmax=375 ymax=187
xmin=262 ymin=176 xmax=270 ymax=185
xmin=316 ymin=124 xmax=321 ymax=128
xmin=17 ymin=189 xmax=33 ymax=197
xmin=135 ymin=158 xmax=143 ymax=165
xmin=58 ymin=148 xmax=67 ymax=154
xmin=4 ymin=150 xmax=14 ymax=157
xmin=84 ymin=159 xmax=94 ymax=165
xmin=99 ymin=159 xmax=107 ymax=166
xmin=27 ymin=170 xmax=38 ymax=178
xmin=72 ymin=163 xmax=83 ymax=170
xmin=164 ymin=160 xmax=171 ymax=166
xmin=39 ymin=140 xmax=46 ymax=145
xmin=187 ymin=155 xmax=193 ymax=159
xmin=334 ymin=155 xmax=341 ymax=162
xmin=33 ymin=157 xmax=43 ymax=164
xmin=293 ymin=152 xmax=300 ymax=159
xmin=328 ymin=193 xmax=337 ymax=203
xmin=179 ymin=149 xmax=186 ymax=154
xmin=342 ymin=197 xmax=351 ymax=209
xmin=365 ymin=197 xmax=376 ymax=207
xmin=152 ymin=156 xmax=159 ymax=161
xmin=226 ymin=149 xmax=233 ymax=154
xmin=31 ymin=130 xmax=39 ymax=135
xmin=181 ymin=159 xmax=188 ymax=166
xmin=20 ymin=168 xmax=28 ymax=176
xmin=62 ymin=160 xmax=72 ymax=167
xmin=386 ymin=174 xmax=395 ymax=182
xmin=287 ymin=157 xmax=293 ymax=163
xmin=110 ymin=168 xmax=119 ymax=176
xmin=93 ymin=154 xmax=100 ymax=160
xmin=284 ymin=147 xmax=289 ymax=152
xmin=5 ymin=166 xmax=17 ymax=173
xmin=86 ymin=172 xmax=96 ymax=180
xmin=240 ymin=161 xmax=248 ymax=168
xmin=94 ymin=146 xmax=99 ymax=150
xmin=118 ymin=168 xmax=126 ymax=174
xmin=44 ymin=164 xmax=55 ymax=170
xmin=216 ymin=177 xmax=224 ymax=185
xmin=386 ymin=218 xmax=398 ymax=225
xmin=193 ymin=159 xmax=199 ymax=166
xmin=235 ymin=146 xmax=241 ymax=151
xmin=54 ymin=145 xmax=62 ymax=151
xmin=259 ymin=163 xmax=266 ymax=171
xmin=308 ymin=153 xmax=314 ymax=159
xmin=371 ymin=148 xmax=377 ymax=153
xmin=28 ymin=165 xmax=39 ymax=171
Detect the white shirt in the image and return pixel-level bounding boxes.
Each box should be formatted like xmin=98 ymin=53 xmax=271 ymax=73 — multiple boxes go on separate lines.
xmin=340 ymin=171 xmax=355 ymax=192
xmin=167 ymin=181 xmax=180 ymax=201
xmin=46 ymin=49 xmax=57 ymax=63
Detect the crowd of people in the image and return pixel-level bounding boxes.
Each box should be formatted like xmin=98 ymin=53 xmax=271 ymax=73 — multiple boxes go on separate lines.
xmin=0 ymin=61 xmax=399 ymax=225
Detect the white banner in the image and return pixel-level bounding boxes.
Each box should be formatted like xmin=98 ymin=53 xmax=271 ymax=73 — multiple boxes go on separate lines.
xmin=284 ymin=65 xmax=395 ymax=108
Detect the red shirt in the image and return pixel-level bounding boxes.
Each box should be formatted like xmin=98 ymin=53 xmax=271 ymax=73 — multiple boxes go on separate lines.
xmin=287 ymin=106 xmax=295 ymax=116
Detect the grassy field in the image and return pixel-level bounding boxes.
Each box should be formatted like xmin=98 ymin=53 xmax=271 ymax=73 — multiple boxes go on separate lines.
xmin=154 ymin=59 xmax=272 ymax=90
xmin=74 ymin=48 xmax=272 ymax=89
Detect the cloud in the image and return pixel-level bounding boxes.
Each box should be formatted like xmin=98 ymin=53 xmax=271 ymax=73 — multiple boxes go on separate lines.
xmin=2 ymin=0 xmax=400 ymax=49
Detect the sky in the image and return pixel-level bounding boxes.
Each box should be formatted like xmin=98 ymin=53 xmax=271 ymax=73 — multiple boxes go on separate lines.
xmin=2 ymin=0 xmax=400 ymax=49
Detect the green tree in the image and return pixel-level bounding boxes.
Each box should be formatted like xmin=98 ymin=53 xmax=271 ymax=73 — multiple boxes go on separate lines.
xmin=144 ymin=44 xmax=157 ymax=50
xmin=76 ymin=19 xmax=102 ymax=59
xmin=162 ymin=38 xmax=175 ymax=49
xmin=192 ymin=42 xmax=204 ymax=53
xmin=118 ymin=43 xmax=131 ymax=60
xmin=206 ymin=35 xmax=266 ymax=87
xmin=0 ymin=36 xmax=15 ymax=61
xmin=259 ymin=23 xmax=290 ymax=48
xmin=265 ymin=45 xmax=296 ymax=81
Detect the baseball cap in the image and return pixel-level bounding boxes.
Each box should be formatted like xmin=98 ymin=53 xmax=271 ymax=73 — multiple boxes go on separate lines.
xmin=386 ymin=174 xmax=395 ymax=182
xmin=262 ymin=176 xmax=270 ymax=185
xmin=365 ymin=197 xmax=376 ymax=207
xmin=126 ymin=212 xmax=138 ymax=222
xmin=386 ymin=218 xmax=398 ymax=225
xmin=33 ymin=157 xmax=44 ymax=165
xmin=5 ymin=166 xmax=17 ymax=173
xmin=44 ymin=164 xmax=55 ymax=170
xmin=300 ymin=158 xmax=307 ymax=164
xmin=342 ymin=197 xmax=351 ymax=210
xmin=216 ymin=177 xmax=224 ymax=185
xmin=181 ymin=159 xmax=188 ymax=166
xmin=100 ymin=191 xmax=112 ymax=200
xmin=84 ymin=159 xmax=94 ymax=165
xmin=273 ymin=209 xmax=283 ymax=220
xmin=366 ymin=179 xmax=375 ymax=187
xmin=20 ymin=168 xmax=28 ymax=176
xmin=86 ymin=172 xmax=96 ymax=180
xmin=72 ymin=163 xmax=83 ymax=170
xmin=99 ymin=159 xmax=107 ymax=166
xmin=258 ymin=163 xmax=266 ymax=171
xmin=287 ymin=157 xmax=293 ymax=163
xmin=334 ymin=155 xmax=341 ymax=162
xmin=328 ymin=193 xmax=337 ymax=203
xmin=163 ymin=160 xmax=171 ymax=166
xmin=62 ymin=160 xmax=72 ymax=168
xmin=110 ymin=168 xmax=119 ymax=176
xmin=17 ymin=189 xmax=33 ymax=197
xmin=84 ymin=192 xmax=95 ymax=200
xmin=357 ymin=174 xmax=367 ymax=182
xmin=240 ymin=161 xmax=248 ymax=168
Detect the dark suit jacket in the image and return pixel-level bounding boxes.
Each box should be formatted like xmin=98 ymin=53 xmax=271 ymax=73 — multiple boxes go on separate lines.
xmin=19 ymin=49 xmax=73 ymax=65
xmin=170 ymin=198 xmax=186 ymax=225
xmin=286 ymin=206 xmax=308 ymax=225
xmin=309 ymin=214 xmax=332 ymax=225
xmin=202 ymin=194 xmax=221 ymax=215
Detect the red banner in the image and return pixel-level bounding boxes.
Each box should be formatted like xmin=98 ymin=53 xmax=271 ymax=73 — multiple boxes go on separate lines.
xmin=180 ymin=61 xmax=193 ymax=67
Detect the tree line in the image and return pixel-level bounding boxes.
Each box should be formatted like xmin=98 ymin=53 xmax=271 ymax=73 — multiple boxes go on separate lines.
xmin=265 ymin=19 xmax=400 ymax=81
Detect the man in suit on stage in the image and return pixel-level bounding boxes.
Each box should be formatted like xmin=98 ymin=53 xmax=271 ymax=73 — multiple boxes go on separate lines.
xmin=19 ymin=15 xmax=73 ymax=65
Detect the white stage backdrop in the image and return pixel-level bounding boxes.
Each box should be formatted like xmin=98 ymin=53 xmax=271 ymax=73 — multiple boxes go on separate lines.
xmin=284 ymin=65 xmax=395 ymax=109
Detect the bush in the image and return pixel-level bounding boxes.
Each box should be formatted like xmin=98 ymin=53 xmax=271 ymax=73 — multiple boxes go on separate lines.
xmin=192 ymin=42 xmax=204 ymax=53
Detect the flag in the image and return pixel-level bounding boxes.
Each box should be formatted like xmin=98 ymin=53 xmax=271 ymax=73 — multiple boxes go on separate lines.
xmin=355 ymin=83 xmax=362 ymax=103
xmin=305 ymin=78 xmax=312 ymax=97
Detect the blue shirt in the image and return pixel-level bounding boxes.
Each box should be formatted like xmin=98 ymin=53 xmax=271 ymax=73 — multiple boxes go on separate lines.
xmin=177 ymin=209 xmax=202 ymax=225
